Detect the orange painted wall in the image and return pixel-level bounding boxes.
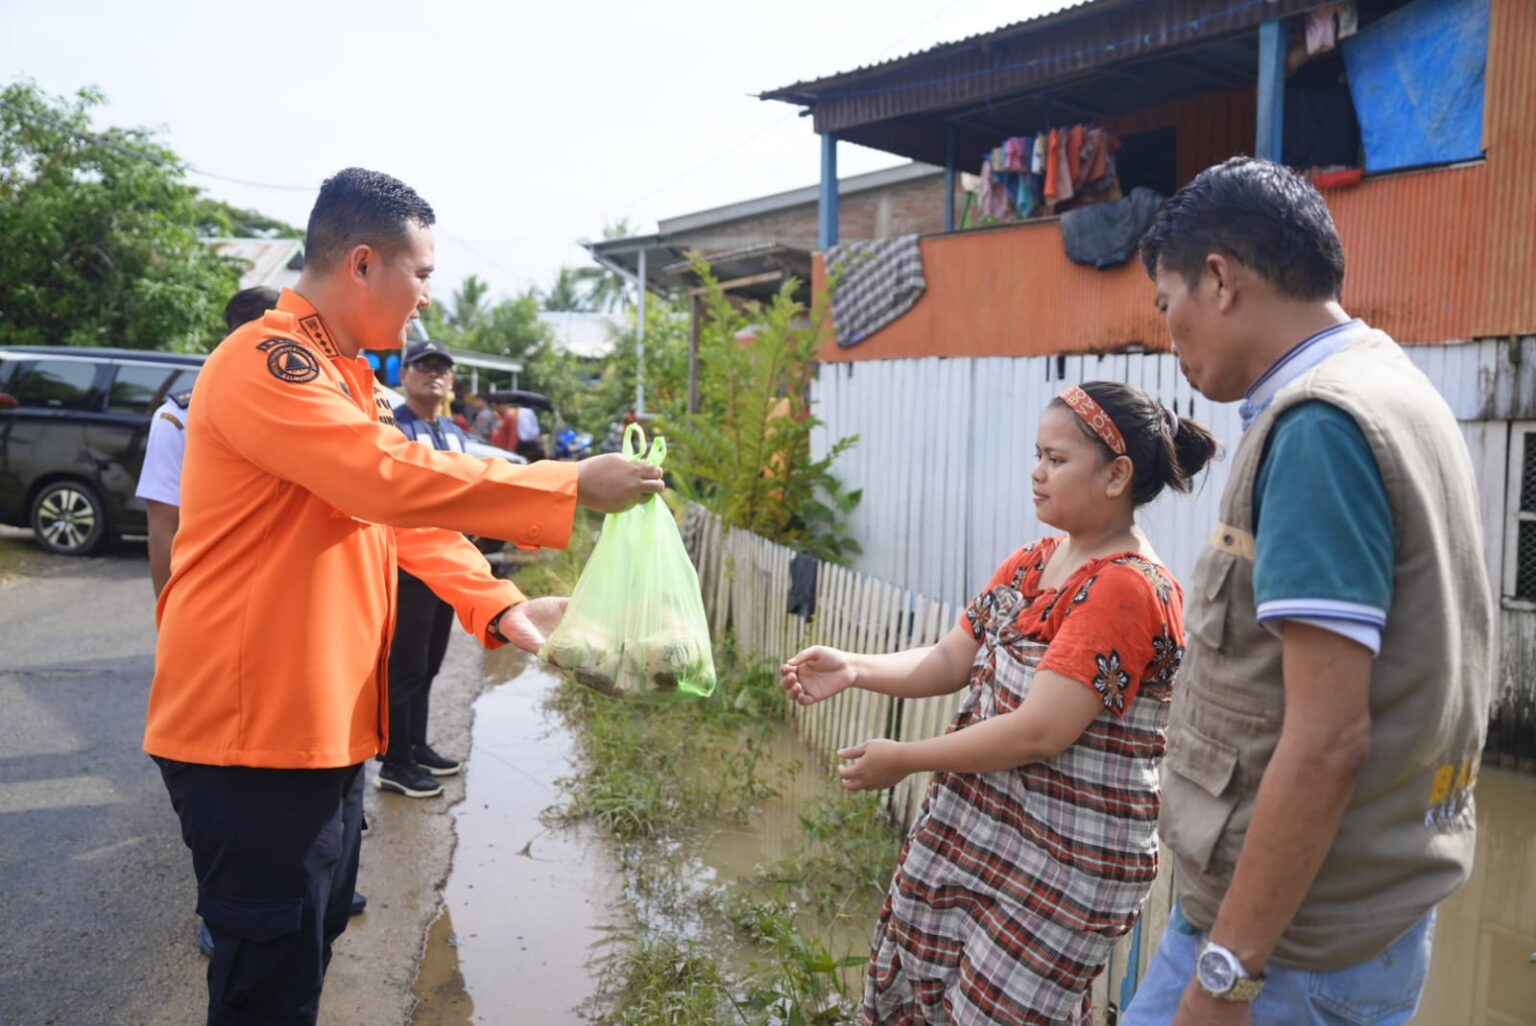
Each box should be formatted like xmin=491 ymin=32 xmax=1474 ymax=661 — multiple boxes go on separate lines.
xmin=817 ymin=0 xmax=1535 ymax=362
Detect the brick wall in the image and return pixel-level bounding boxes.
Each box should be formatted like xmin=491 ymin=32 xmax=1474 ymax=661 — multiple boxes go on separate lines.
xmin=667 ymin=173 xmax=957 ymax=255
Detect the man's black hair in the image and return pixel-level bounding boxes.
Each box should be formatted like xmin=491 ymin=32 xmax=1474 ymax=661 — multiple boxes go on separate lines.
xmin=304 ymin=168 xmax=436 ymax=272
xmin=1139 ymin=157 xmax=1345 ymax=301
xmin=223 ymin=285 xmax=281 ymax=332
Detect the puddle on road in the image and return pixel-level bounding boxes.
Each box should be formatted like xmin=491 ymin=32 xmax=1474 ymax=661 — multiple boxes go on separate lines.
xmin=411 ymin=649 xmax=623 ymax=1026
xmin=1414 ymin=768 xmax=1536 ymax=1026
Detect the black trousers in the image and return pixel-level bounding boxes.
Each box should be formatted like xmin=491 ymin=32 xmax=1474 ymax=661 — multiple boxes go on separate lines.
xmin=155 ymin=758 xmax=364 ymax=1026
xmin=384 ymin=572 xmax=455 ymax=767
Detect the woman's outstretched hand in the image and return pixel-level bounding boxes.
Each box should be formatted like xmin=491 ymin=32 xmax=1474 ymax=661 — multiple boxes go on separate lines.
xmin=780 ymin=646 xmax=857 ymax=705
xmin=836 ymin=739 xmax=908 ymax=791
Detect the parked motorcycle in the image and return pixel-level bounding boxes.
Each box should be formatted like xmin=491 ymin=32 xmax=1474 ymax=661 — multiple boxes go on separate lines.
xmin=554 ymin=427 xmax=594 ymax=460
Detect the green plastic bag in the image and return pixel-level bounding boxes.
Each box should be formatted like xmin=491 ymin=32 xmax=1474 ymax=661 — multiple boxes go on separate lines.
xmin=540 ymin=426 xmax=716 ymax=697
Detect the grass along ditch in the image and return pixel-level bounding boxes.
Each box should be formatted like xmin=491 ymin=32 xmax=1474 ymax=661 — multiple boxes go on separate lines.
xmin=514 ymin=516 xmax=902 ymax=1025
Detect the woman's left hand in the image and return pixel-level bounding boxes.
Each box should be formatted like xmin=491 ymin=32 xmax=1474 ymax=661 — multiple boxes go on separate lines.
xmin=836 ymin=739 xmax=909 ymax=791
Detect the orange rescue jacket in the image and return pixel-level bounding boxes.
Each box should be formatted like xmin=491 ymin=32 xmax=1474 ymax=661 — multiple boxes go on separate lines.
xmin=143 ymin=290 xmax=578 ymax=769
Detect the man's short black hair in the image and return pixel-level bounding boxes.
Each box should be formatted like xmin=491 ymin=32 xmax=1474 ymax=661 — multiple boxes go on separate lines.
xmin=224 ymin=285 xmax=281 ymax=332
xmin=1139 ymin=157 xmax=1345 ymax=301
xmin=304 ymin=168 xmax=436 ymax=273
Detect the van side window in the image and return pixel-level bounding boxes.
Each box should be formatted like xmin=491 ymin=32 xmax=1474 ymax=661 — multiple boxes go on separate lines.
xmin=108 ymin=364 xmax=182 ymax=414
xmin=10 ymin=360 xmax=101 ymax=410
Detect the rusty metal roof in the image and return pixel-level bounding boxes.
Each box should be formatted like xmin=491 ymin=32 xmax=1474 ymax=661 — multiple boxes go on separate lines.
xmin=762 ymin=0 xmax=1333 ymax=165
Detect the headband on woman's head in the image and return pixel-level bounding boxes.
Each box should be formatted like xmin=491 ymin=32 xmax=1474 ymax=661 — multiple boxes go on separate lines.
xmin=1059 ymin=385 xmax=1127 ymax=456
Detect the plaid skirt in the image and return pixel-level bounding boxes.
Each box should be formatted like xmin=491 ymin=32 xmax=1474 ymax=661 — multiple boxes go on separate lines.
xmin=863 ymin=646 xmax=1146 ymax=1025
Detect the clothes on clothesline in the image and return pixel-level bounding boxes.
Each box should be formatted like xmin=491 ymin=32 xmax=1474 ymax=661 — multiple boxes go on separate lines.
xmin=967 ymin=124 xmax=1121 ymax=225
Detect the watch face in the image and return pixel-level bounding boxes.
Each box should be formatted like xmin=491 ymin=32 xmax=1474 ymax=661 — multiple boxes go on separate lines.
xmin=1198 ymin=948 xmax=1237 ymax=993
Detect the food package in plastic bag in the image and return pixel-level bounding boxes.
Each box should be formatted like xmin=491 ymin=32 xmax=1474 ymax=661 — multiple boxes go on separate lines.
xmin=539 ymin=426 xmax=716 ymax=698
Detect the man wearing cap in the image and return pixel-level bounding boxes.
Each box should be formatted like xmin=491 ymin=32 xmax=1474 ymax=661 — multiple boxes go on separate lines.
xmin=379 ymin=339 xmax=472 ymax=797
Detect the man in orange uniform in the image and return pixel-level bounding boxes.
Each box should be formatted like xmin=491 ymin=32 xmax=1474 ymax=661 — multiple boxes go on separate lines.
xmin=143 ymin=168 xmax=662 ymax=1025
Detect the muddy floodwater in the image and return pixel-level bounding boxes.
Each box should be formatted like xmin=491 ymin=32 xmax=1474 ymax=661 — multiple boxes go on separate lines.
xmin=411 ymin=650 xmax=622 ymax=1025
xmin=1412 ymin=767 xmax=1536 ymax=1026
xmin=414 ymin=646 xmax=1535 ymax=1025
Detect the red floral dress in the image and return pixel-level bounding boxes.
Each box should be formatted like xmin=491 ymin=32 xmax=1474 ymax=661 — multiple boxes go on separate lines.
xmin=864 ymin=536 xmax=1185 ymax=1026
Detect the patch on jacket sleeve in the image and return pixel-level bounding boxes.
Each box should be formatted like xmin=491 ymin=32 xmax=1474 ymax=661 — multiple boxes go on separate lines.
xmin=158 ymin=411 xmax=185 ymax=430
xmin=256 ymin=338 xmax=321 ymax=384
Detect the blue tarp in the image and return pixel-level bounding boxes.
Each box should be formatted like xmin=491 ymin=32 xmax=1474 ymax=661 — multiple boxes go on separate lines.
xmin=1342 ymin=0 xmax=1490 ymax=173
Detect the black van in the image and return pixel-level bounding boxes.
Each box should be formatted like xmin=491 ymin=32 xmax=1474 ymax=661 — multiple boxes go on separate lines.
xmin=0 ymin=346 xmax=205 ymax=555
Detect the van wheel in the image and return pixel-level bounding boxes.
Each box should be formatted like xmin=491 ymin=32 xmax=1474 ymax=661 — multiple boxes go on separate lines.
xmin=30 ymin=481 xmax=108 ymax=556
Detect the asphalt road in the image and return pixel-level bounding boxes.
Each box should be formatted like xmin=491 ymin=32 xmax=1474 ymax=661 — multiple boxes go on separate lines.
xmin=0 ymin=531 xmax=207 ymax=1026
xmin=0 ymin=528 xmax=476 ymax=1026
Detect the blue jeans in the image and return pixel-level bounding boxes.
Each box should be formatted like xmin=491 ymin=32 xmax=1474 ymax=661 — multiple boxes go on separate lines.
xmin=1121 ymin=901 xmax=1435 ymax=1026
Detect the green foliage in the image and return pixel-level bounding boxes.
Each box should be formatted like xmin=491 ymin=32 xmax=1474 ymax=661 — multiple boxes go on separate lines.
xmin=540 ymin=266 xmax=591 ymax=312
xmin=729 ymin=899 xmax=866 ymax=1026
xmin=192 ymin=197 xmax=301 ymax=239
xmin=422 ymin=275 xmax=550 ymax=364
xmin=608 ymin=933 xmax=732 ymax=1026
xmin=582 ymin=296 xmax=691 ymax=428
xmin=661 ymin=258 xmax=862 ymax=565
xmin=0 ymin=81 xmax=243 ymax=351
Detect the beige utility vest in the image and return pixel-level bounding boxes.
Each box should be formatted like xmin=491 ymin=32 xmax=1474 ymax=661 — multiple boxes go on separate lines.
xmin=1160 ymin=331 xmax=1493 ymax=970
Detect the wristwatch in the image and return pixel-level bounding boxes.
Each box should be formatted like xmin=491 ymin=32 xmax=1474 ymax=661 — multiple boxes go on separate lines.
xmin=488 ymin=608 xmax=511 ymax=644
xmin=1196 ymin=939 xmax=1266 ymax=1002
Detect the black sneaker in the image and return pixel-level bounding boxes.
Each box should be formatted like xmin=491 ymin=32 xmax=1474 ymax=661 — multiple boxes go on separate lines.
xmin=413 ymin=744 xmax=463 ymax=777
xmin=375 ymin=762 xmax=444 ymax=798
xmin=350 ymin=891 xmax=367 ymax=916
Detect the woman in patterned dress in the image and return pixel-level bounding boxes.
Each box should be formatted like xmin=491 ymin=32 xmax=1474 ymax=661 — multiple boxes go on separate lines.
xmin=781 ymin=381 xmax=1219 ymax=1026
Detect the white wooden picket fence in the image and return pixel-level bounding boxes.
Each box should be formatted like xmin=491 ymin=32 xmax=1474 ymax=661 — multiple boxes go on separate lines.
xmin=681 ymin=504 xmax=1175 ymax=1022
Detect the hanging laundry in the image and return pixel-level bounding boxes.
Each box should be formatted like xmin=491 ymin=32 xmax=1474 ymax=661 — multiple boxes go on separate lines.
xmin=1014 ymin=173 xmax=1037 ymax=218
xmin=1066 ymin=124 xmax=1085 ymax=185
xmin=1061 ymin=186 xmax=1165 ymax=269
xmin=1055 ymin=133 xmax=1075 ymax=205
xmin=1044 ymin=129 xmax=1061 ymax=203
xmin=1032 ymin=132 xmax=1047 ymax=175
xmin=1306 ymin=1 xmax=1359 ymax=56
xmin=1004 ymin=136 xmax=1028 ymax=172
xmin=979 ymin=161 xmax=1010 ymax=220
xmin=787 ymin=552 xmax=819 ymax=620
xmin=826 ymin=236 xmax=927 ymax=347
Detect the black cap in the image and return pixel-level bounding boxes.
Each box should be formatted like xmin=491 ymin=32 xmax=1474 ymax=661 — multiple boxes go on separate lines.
xmin=402 ymin=339 xmax=455 ymax=367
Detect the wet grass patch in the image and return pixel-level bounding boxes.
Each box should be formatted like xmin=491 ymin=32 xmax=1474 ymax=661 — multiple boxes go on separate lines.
xmin=508 ymin=528 xmax=903 ymax=1025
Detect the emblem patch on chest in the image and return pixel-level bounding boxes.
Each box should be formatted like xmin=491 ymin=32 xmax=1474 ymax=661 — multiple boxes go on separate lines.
xmin=374 ymin=393 xmax=397 ymax=426
xmin=262 ymin=341 xmax=321 ymax=384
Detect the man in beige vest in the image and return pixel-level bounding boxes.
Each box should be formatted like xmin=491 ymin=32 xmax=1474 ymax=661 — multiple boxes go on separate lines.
xmin=1121 ymin=158 xmax=1491 ymax=1026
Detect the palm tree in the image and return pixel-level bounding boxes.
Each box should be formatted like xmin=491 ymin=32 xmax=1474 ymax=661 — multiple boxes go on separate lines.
xmin=449 ymin=275 xmax=493 ymax=332
xmin=574 ymin=219 xmax=636 ymax=313
xmin=540 ymin=267 xmax=589 ymax=312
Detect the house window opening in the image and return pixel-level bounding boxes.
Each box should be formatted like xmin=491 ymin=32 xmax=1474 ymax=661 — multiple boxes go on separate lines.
xmin=1514 ymin=431 xmax=1536 ymax=603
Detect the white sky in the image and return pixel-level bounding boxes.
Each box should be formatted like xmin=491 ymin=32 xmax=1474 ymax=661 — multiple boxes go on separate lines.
xmin=1 ymin=0 xmax=1064 ymax=303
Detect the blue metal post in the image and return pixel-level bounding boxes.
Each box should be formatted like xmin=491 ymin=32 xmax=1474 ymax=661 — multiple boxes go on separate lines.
xmin=1256 ymin=19 xmax=1287 ymax=163
xmin=944 ymin=123 xmax=957 ymax=232
xmin=819 ymin=132 xmax=839 ymax=250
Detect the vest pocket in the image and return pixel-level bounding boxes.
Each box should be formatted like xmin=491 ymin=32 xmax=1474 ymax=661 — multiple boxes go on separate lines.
xmin=1186 ymin=549 xmax=1237 ymax=650
xmin=1160 ymin=721 xmax=1241 ymax=873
